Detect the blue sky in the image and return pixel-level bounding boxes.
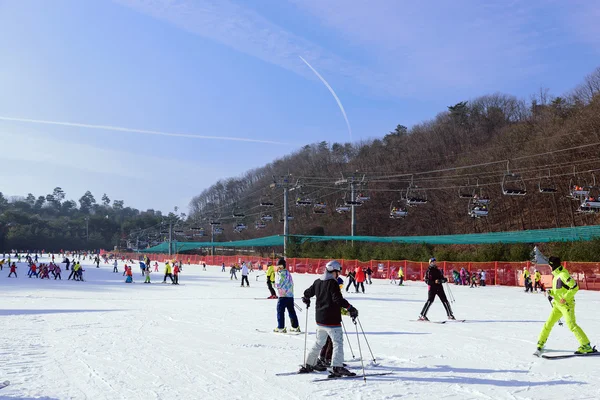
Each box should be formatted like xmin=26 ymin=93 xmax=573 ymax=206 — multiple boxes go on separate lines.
xmin=0 ymin=0 xmax=598 ymax=213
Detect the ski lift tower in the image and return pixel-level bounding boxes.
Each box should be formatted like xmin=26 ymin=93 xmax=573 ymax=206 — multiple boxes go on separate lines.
xmin=272 ymin=175 xmax=293 ymax=256
xmin=335 ymin=173 xmax=367 ymax=238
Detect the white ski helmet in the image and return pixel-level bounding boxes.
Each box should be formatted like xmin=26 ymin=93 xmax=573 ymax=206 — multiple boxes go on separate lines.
xmin=325 ymin=260 xmax=342 ymax=272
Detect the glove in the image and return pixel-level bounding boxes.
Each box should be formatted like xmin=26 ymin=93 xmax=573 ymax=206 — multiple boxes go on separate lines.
xmin=302 ymin=297 xmax=310 ymax=308
xmin=442 ymin=277 xmax=448 ymax=283
xmin=548 ymin=295 xmax=553 ymax=303
xmin=347 ymin=305 xmax=358 ymax=321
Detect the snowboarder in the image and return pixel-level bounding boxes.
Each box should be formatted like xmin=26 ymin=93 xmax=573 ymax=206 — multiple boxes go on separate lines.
xmin=419 ymin=258 xmax=455 ymax=321
xmin=300 ymin=260 xmax=358 ymax=377
xmin=536 ymin=256 xmax=596 ymax=355
xmin=266 ymin=263 xmax=277 ymax=298
xmin=241 ymin=262 xmax=249 ymax=287
xmin=273 ymin=258 xmax=300 ymax=333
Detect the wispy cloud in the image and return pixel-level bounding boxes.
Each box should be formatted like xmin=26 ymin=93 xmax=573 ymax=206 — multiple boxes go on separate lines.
xmin=0 ymin=116 xmax=289 ymax=145
xmin=115 ymin=0 xmax=598 ymax=98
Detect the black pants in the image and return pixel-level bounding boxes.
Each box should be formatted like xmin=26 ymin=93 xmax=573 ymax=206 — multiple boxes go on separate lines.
xmin=267 ymin=280 xmax=276 ymax=297
xmin=241 ymin=275 xmax=249 ymax=286
xmin=399 ymin=277 xmax=404 ymax=285
xmin=420 ymin=286 xmax=453 ymax=317
xmin=113 ymin=267 xmax=118 ymax=273
xmin=355 ymin=281 xmax=365 ymax=293
xmin=480 ymin=279 xmax=486 ymax=286
xmin=534 ymin=281 xmax=542 ymax=291
xmin=55 ymin=273 xmax=61 ymax=280
xmin=68 ymin=270 xmax=75 ymax=280
xmin=164 ymin=273 xmax=173 ymax=283
xmin=346 ymin=278 xmax=356 ymax=292
xmin=8 ymin=271 xmax=16 ymax=277
xmin=320 ymin=336 xmax=333 ymax=363
xmin=173 ymin=274 xmax=179 ymax=284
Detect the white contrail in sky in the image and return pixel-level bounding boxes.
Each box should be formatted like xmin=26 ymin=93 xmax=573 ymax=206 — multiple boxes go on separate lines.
xmin=0 ymin=116 xmax=289 ymax=145
xmin=299 ymin=56 xmax=352 ymax=141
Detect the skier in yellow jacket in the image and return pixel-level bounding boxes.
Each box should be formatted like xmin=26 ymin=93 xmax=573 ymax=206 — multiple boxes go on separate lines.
xmin=536 ymin=256 xmax=596 ymax=355
xmin=266 ymin=263 xmax=277 ymax=299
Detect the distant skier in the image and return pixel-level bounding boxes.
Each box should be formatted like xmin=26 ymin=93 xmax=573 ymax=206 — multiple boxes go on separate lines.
xmin=125 ymin=267 xmax=133 ymax=283
xmin=398 ymin=267 xmax=404 ymax=286
xmin=173 ymin=264 xmax=180 ymax=285
xmin=8 ymin=263 xmax=17 ymax=278
xmin=345 ymin=269 xmax=356 ymax=293
xmin=536 ymin=257 xmax=596 ymax=355
xmin=202 ymin=262 xmax=207 ymax=271
xmin=523 ymin=267 xmax=533 ymax=292
xmin=240 ymin=262 xmax=249 ymax=287
xmin=144 ymin=267 xmax=151 ymax=284
xmin=273 ymin=258 xmax=300 ymax=333
xmin=113 ymin=259 xmax=118 ymax=273
xmin=54 ymin=264 xmax=62 ymax=280
xmin=300 ymin=260 xmax=357 ymax=377
xmin=154 ymin=262 xmax=159 ymax=272
xmin=221 ymin=263 xmax=226 ymax=272
xmin=534 ymin=269 xmax=542 ymax=292
xmin=163 ymin=262 xmax=174 ymax=283
xmin=354 ymin=267 xmax=365 ymax=293
xmin=230 ymin=265 xmax=238 ymax=280
xmin=479 ymin=270 xmax=486 ymax=286
xmin=419 ymin=258 xmax=455 ymax=321
xmin=365 ymin=267 xmax=373 ymax=284
xmin=266 ymin=263 xmax=277 ymax=299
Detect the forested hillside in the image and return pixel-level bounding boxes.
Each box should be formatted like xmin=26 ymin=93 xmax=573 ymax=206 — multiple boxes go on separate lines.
xmin=189 ymin=67 xmax=600 ymax=242
xmin=0 ymin=188 xmax=179 ymax=251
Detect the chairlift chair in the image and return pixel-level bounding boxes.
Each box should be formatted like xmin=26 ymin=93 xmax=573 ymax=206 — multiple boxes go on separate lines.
xmin=213 ymin=227 xmax=223 ymax=235
xmin=295 ymin=196 xmax=312 ymax=206
xmin=538 ymin=170 xmax=558 ymax=193
xmin=260 ymin=214 xmax=273 ymax=222
xmin=255 ymin=221 xmax=267 ymax=229
xmin=234 ymin=223 xmax=247 ymax=231
xmin=404 ymin=187 xmax=428 ymax=205
xmin=389 ymin=201 xmax=408 ymax=219
xmin=501 ymin=173 xmax=527 ymax=196
xmin=313 ymin=202 xmax=327 ymax=214
xmin=278 ymin=214 xmax=294 ymax=222
xmin=259 ymin=195 xmax=275 ymax=207
xmin=458 ymin=180 xmax=473 ymax=199
xmin=344 ymin=199 xmax=363 ymax=207
xmin=468 ymin=198 xmax=489 ymax=218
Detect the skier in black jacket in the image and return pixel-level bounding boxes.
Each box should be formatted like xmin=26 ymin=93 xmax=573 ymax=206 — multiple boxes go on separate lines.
xmin=419 ymin=258 xmax=455 ymax=321
xmin=300 ymin=260 xmax=358 ymax=377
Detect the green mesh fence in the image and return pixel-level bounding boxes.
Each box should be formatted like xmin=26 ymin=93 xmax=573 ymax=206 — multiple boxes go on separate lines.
xmin=141 ymin=225 xmax=600 ymax=253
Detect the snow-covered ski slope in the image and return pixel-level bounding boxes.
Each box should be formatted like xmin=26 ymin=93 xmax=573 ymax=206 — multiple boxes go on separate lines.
xmin=0 ymin=256 xmax=599 ymax=400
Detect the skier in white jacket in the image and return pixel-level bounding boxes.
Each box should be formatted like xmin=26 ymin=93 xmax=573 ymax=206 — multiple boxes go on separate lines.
xmin=241 ymin=262 xmax=250 ymax=287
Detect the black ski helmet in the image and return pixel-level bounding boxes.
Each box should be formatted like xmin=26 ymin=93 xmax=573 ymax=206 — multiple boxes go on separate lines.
xmin=548 ymin=256 xmax=561 ymax=270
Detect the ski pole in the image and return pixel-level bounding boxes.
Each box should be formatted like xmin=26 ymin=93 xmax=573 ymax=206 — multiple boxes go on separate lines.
xmin=357 ymin=318 xmax=376 ymax=364
xmin=294 ymin=302 xmax=303 ymax=313
xmin=445 ymin=282 xmax=456 ymax=303
xmin=353 ymin=318 xmax=367 ymax=382
xmin=548 ymin=297 xmax=563 ymax=326
xmin=340 ymin=318 xmax=355 ymax=359
xmin=303 ymin=302 xmax=310 ymax=368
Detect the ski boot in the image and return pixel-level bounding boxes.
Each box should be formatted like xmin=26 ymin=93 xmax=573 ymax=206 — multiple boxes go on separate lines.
xmin=575 ymin=344 xmax=597 ymax=354
xmin=448 ymin=314 xmax=456 ymax=320
xmin=328 ymin=366 xmax=356 ymax=378
xmin=418 ymin=315 xmax=429 ymax=321
xmin=273 ymin=327 xmax=287 ymax=333
xmin=298 ymin=365 xmax=314 ymax=374
xmin=288 ymin=326 xmax=301 ymax=333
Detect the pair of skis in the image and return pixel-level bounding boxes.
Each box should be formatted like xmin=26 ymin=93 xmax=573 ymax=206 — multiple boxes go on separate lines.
xmin=276 ymin=367 xmax=393 ymax=381
xmin=413 ymin=319 xmax=466 ymax=324
xmin=534 ymin=346 xmax=599 ymax=360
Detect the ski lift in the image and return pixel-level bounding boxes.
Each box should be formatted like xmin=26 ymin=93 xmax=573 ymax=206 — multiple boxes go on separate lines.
xmin=404 ymin=187 xmax=428 ymax=205
xmin=356 ymin=193 xmax=370 ymax=202
xmin=458 ymin=180 xmax=473 ymax=199
xmin=344 ymin=199 xmax=363 ymax=207
xmin=389 ymin=201 xmax=408 ymax=219
xmin=538 ymin=170 xmax=558 ymax=193
xmin=313 ymin=202 xmax=327 ymax=214
xmin=334 ymin=197 xmax=351 ymax=213
xmin=259 ymin=195 xmax=274 ymax=207
xmin=213 ymin=227 xmax=223 ymax=235
xmin=209 ymin=220 xmax=221 ymax=226
xmin=295 ymin=195 xmax=312 ymax=206
xmin=234 ymin=223 xmax=247 ymax=231
xmin=501 ymin=162 xmax=526 ymax=196
xmin=255 ymin=221 xmax=267 ymax=229
xmin=232 ymin=211 xmax=245 ymax=219
xmin=472 ymin=180 xmax=490 ymax=204
xmin=260 ymin=214 xmax=273 ymax=222
xmin=468 ymin=198 xmax=489 ymax=218
xmin=278 ymin=214 xmax=294 ymax=222
xmin=569 ymin=170 xmax=593 ymax=199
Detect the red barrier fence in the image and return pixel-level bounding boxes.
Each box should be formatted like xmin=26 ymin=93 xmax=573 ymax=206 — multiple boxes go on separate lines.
xmin=100 ymin=250 xmax=600 ymax=291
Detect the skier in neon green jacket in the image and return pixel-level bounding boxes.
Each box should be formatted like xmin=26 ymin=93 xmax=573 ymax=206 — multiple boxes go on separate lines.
xmin=536 ymin=256 xmax=596 ymax=354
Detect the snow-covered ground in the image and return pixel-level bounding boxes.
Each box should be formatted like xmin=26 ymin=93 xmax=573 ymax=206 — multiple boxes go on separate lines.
xmin=0 ymin=256 xmax=599 ymax=400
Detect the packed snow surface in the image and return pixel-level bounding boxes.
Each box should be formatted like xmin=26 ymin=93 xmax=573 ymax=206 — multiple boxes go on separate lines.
xmin=1 ymin=256 xmax=599 ymax=400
